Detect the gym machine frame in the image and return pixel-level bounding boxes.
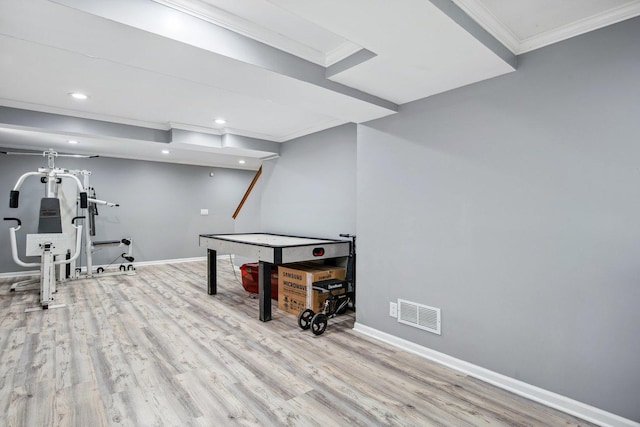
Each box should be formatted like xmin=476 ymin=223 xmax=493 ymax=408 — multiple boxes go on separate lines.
xmin=75 ymin=169 xmax=135 ymax=277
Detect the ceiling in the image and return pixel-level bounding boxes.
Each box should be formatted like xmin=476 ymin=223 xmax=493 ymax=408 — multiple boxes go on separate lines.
xmin=0 ymin=0 xmax=638 ymax=170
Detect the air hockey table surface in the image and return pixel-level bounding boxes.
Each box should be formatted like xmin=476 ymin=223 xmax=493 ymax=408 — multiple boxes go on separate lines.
xmin=199 ymin=233 xmax=351 ymax=321
xmin=199 ymin=233 xmax=350 ymax=264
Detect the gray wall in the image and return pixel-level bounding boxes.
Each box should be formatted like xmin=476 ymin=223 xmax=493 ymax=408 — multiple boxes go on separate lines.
xmin=0 ymin=154 xmax=257 ymax=273
xmin=258 ymin=123 xmax=356 ymax=238
xmin=357 ymin=17 xmax=640 ymax=421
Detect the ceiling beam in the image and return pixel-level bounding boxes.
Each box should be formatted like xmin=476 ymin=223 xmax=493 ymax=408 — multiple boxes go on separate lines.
xmin=51 ymin=0 xmax=398 ymax=114
xmin=428 ymin=0 xmax=517 ymax=68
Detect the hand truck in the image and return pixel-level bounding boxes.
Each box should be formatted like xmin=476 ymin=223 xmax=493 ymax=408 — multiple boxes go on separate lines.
xmin=297 ymin=233 xmax=355 ymax=335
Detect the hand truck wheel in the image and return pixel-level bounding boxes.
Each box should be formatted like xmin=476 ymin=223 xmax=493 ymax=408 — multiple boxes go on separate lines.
xmin=298 ymin=309 xmax=314 ymax=330
xmin=311 ymin=313 xmax=328 ymax=336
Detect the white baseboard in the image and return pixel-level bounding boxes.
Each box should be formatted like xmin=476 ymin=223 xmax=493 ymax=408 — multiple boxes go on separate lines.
xmin=134 ymin=256 xmax=208 ymax=266
xmin=352 ymin=322 xmax=639 ymax=427
xmin=0 ymin=256 xmax=218 ymax=279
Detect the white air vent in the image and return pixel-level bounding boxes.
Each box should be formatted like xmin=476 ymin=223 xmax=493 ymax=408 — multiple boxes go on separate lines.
xmin=397 ymin=299 xmax=441 ymax=335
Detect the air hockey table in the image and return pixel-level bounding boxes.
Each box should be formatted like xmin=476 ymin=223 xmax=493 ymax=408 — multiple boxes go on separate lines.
xmin=199 ymin=233 xmax=351 ymax=322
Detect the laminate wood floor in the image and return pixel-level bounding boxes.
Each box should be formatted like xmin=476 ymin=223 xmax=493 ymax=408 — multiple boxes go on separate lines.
xmin=0 ymin=259 xmax=597 ymax=426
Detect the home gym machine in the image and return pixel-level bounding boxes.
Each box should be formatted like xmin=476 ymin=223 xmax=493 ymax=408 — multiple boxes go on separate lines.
xmin=4 ymin=149 xmax=87 ymax=310
xmin=3 ymin=149 xmax=135 ymax=310
xmin=298 ymin=233 xmax=356 ymax=335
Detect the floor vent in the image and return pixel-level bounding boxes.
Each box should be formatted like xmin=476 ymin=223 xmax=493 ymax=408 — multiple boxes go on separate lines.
xmin=397 ymin=299 xmax=441 ymax=335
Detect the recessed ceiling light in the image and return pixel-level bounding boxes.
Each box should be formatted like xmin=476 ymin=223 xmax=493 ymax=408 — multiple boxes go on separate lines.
xmin=214 ymin=118 xmax=226 ymax=125
xmin=68 ymin=140 xmax=79 ymax=144
xmin=161 ymin=149 xmax=170 ymax=154
xmin=69 ymin=92 xmax=88 ymax=100
xmin=238 ymin=159 xmax=245 ymax=164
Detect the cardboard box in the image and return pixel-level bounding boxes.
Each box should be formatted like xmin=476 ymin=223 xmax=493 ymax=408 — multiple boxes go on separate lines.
xmin=278 ymin=263 xmax=346 ymax=315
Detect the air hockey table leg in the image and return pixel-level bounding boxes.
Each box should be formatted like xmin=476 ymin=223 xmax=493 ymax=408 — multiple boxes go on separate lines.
xmin=258 ymin=261 xmax=272 ymax=322
xmin=207 ymin=249 xmax=217 ymax=295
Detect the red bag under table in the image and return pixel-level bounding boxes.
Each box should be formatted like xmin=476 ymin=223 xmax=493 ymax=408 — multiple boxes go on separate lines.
xmin=240 ymin=263 xmax=278 ymax=299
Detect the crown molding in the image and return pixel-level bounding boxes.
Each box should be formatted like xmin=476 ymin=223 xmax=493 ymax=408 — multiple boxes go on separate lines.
xmin=450 ymin=0 xmax=520 ymax=54
xmin=452 ymin=0 xmax=640 ymax=55
xmin=518 ymin=0 xmax=640 ymax=53
xmin=152 ymin=0 xmax=343 ymax=66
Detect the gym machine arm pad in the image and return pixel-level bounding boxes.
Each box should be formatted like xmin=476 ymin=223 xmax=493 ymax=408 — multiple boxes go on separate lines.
xmin=9 ymin=191 xmax=19 ymax=208
xmin=80 ymin=192 xmax=88 ymax=209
